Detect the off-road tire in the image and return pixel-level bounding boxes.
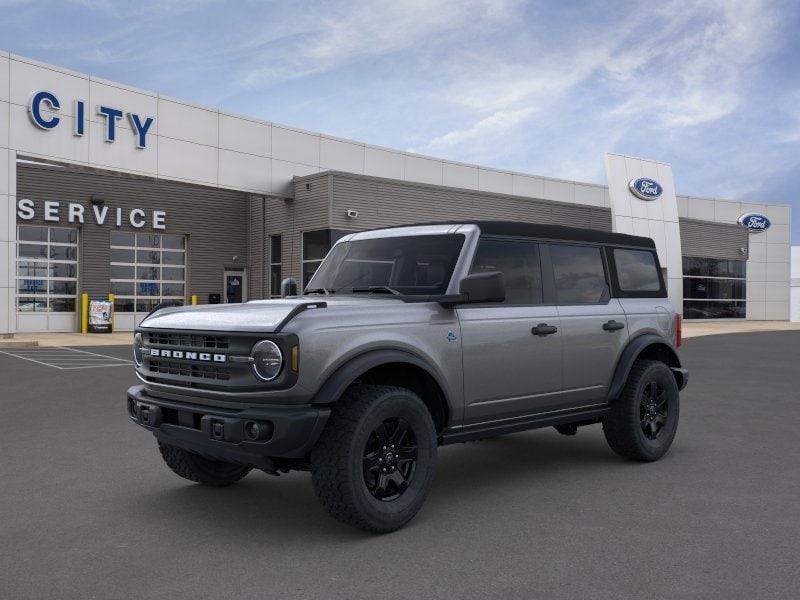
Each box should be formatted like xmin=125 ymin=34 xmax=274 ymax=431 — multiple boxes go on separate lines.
xmin=158 ymin=442 xmax=252 ymax=486
xmin=602 ymin=360 xmax=680 ymax=461
xmin=311 ymin=385 xmax=437 ymax=533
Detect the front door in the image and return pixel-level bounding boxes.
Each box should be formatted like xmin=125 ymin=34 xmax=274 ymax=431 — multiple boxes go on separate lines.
xmin=458 ymin=237 xmax=563 ymax=425
xmin=224 ymin=270 xmax=246 ymax=303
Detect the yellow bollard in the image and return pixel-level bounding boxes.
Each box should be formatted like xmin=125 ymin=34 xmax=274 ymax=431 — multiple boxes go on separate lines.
xmin=108 ymin=293 xmax=115 ymax=333
xmin=191 ymin=294 xmax=198 ymax=306
xmin=81 ymin=292 xmax=89 ymax=334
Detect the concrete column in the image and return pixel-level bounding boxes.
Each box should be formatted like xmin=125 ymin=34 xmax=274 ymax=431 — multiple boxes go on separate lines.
xmin=604 ymin=153 xmax=683 ymax=312
xmin=1 ymin=51 xmax=14 ymax=335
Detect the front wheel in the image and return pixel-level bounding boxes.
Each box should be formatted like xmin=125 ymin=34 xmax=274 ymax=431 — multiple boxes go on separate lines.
xmin=311 ymin=385 xmax=438 ymax=533
xmin=602 ymin=360 xmax=680 ymax=461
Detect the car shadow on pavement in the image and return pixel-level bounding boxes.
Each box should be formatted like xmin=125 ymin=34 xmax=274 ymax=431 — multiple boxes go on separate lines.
xmin=127 ymin=428 xmax=624 ymax=539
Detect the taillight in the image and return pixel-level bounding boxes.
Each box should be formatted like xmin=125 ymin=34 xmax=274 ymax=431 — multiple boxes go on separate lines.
xmin=675 ymin=314 xmax=682 ymax=348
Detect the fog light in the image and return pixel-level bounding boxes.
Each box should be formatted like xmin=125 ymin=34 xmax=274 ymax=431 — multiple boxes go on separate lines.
xmin=127 ymin=398 xmax=137 ymax=419
xmin=245 ymin=420 xmax=261 ymax=440
xmin=244 ymin=420 xmax=273 ymax=441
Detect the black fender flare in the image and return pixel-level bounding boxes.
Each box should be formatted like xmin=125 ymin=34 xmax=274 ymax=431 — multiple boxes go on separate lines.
xmin=310 ymin=348 xmax=451 ymax=409
xmin=606 ymin=334 xmax=685 ymax=402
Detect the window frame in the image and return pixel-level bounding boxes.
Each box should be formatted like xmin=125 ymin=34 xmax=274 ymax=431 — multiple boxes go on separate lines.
xmin=606 ymin=247 xmax=668 ymax=299
xmin=300 ymin=229 xmax=355 ymax=289
xmin=109 ymin=232 xmax=187 ymax=313
xmin=269 ymin=234 xmax=282 ymax=298
xmin=15 ymin=225 xmax=79 ymax=313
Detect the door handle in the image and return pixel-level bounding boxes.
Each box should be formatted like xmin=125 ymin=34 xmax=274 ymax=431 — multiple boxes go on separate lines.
xmin=532 ymin=323 xmax=558 ymax=336
xmin=602 ymin=320 xmax=625 ymax=331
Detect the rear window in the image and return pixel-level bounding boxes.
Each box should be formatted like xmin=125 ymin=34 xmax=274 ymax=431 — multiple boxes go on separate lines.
xmin=550 ymin=244 xmax=608 ymax=304
xmin=614 ymin=249 xmax=661 ymax=292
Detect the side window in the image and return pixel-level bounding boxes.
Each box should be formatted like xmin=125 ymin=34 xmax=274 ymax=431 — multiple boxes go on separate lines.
xmin=614 ymin=249 xmax=661 ymax=292
xmin=549 ymin=244 xmax=608 ymax=304
xmin=470 ymin=238 xmax=542 ymax=304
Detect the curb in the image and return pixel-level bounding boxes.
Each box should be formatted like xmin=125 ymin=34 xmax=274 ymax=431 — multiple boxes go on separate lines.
xmin=0 ymin=340 xmax=39 ymax=349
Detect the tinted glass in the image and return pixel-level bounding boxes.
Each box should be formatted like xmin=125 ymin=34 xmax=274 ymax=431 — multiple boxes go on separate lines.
xmin=682 ymin=257 xmax=745 ymax=278
xmin=270 ymin=236 xmax=282 ymax=264
xmin=161 ymin=267 xmax=184 ymax=281
xmin=110 ymin=265 xmax=135 ymax=279
xmin=51 ymin=263 xmax=77 ymax=278
xmin=50 ymin=228 xmax=78 ymax=244
xmin=111 ymin=281 xmax=135 ymax=296
xmin=18 ymin=297 xmax=48 ymax=312
xmin=136 ymin=266 xmax=159 ymax=281
xmin=115 ymin=298 xmax=135 ymax=313
xmin=19 ymin=244 xmax=48 ymax=259
xmin=17 ymin=262 xmax=49 ymax=277
xmin=18 ymin=226 xmax=48 ymax=242
xmin=161 ymin=235 xmax=185 ymax=250
xmin=307 ymin=234 xmax=465 ymax=296
xmin=50 ymin=298 xmax=76 ymax=312
xmin=162 ymin=251 xmax=184 ymax=265
xmin=683 ymin=278 xmax=745 ymax=300
xmin=614 ymin=249 xmax=661 ymax=291
xmin=49 ymin=280 xmax=76 ymax=295
xmin=137 ymin=249 xmax=160 ymax=264
xmin=110 ymin=248 xmax=135 ymax=263
xmin=111 ymin=231 xmax=135 ymax=247
xmin=18 ymin=279 xmax=47 ymax=293
xmin=50 ymin=246 xmax=77 ymax=261
xmin=550 ymin=244 xmax=608 ymax=304
xmin=303 ymin=230 xmax=332 ymax=261
xmin=684 ymin=300 xmax=745 ymax=319
xmin=162 ymin=283 xmax=184 ymax=297
xmin=470 ymin=239 xmax=542 ymax=304
xmin=137 ymin=234 xmax=160 ymax=248
xmin=138 ymin=282 xmax=160 ymax=296
xmin=270 ymin=265 xmax=282 ymax=297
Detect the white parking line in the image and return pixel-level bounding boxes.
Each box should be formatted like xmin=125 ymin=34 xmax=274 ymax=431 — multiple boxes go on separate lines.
xmin=0 ymin=346 xmax=132 ymax=370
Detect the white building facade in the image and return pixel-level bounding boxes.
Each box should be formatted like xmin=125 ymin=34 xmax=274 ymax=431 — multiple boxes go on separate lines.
xmin=0 ymin=51 xmax=792 ymax=334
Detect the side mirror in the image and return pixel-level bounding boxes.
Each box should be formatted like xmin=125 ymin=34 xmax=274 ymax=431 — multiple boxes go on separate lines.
xmin=458 ymin=272 xmax=505 ymax=304
xmin=280 ymin=277 xmax=298 ymax=298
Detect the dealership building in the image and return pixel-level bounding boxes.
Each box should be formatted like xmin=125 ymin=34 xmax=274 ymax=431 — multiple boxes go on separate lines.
xmin=0 ymin=51 xmax=793 ymax=333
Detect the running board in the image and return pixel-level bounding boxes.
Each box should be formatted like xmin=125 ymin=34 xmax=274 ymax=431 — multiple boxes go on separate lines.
xmin=439 ymin=405 xmax=609 ymax=445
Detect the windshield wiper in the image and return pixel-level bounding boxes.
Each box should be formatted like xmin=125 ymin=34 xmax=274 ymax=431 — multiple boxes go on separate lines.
xmin=305 ymin=287 xmax=334 ymax=295
xmin=351 ymin=286 xmax=401 ymax=295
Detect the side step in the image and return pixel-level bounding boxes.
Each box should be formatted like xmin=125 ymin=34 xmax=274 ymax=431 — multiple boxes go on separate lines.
xmin=440 ymin=405 xmax=609 ymax=445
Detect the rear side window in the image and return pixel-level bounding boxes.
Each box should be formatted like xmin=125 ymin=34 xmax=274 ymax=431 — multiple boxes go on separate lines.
xmin=614 ymin=249 xmax=661 ymax=292
xmin=470 ymin=238 xmax=542 ymax=304
xmin=549 ymin=244 xmax=608 ymax=304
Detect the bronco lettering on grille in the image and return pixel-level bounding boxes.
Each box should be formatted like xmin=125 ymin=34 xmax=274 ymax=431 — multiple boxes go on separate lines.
xmin=149 ymin=348 xmax=227 ymax=362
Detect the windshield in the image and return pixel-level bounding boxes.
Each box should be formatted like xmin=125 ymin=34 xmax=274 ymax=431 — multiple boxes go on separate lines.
xmin=305 ymin=233 xmax=465 ymax=296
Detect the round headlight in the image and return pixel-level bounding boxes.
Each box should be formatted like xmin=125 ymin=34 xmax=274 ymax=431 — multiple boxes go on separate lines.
xmin=251 ymin=340 xmax=283 ymax=381
xmin=133 ymin=332 xmax=144 ymax=367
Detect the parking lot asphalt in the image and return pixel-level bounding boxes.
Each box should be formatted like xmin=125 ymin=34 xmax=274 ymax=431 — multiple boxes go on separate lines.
xmin=1 ymin=333 xmax=799 ymax=600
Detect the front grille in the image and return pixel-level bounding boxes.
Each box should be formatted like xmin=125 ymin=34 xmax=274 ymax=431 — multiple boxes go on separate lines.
xmin=149 ymin=358 xmax=231 ymax=381
xmin=145 ymin=332 xmax=230 ymax=350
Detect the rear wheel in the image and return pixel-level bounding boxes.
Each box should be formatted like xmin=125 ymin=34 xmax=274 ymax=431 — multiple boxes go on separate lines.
xmin=158 ymin=442 xmax=252 ymax=486
xmin=311 ymin=384 xmax=437 ymax=533
xmin=602 ymin=360 xmax=679 ymax=461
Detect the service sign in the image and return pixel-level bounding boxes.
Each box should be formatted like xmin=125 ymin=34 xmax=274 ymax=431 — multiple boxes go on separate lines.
xmin=628 ymin=178 xmax=663 ymax=201
xmin=88 ymin=300 xmax=113 ymax=334
xmin=737 ymin=213 xmax=771 ymax=233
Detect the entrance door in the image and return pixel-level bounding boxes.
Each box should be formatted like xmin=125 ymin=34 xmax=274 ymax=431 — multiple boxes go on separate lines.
xmin=224 ymin=270 xmax=246 ymax=303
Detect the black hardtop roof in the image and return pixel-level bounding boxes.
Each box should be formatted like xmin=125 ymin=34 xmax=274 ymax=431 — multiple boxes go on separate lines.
xmin=382 ymin=221 xmax=656 ymax=249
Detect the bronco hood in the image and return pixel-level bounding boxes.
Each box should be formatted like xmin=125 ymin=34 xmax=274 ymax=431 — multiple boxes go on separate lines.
xmin=138 ymin=297 xmax=399 ymax=333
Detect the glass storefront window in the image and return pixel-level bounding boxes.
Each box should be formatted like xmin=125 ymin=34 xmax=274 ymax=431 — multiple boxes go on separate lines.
xmin=15 ymin=225 xmax=79 ymax=313
xmin=682 ymin=256 xmax=746 ymax=319
xmin=110 ymin=232 xmax=186 ymax=313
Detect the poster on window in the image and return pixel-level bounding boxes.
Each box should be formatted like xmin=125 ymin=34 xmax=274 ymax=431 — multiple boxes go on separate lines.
xmin=88 ymin=300 xmax=113 ymax=333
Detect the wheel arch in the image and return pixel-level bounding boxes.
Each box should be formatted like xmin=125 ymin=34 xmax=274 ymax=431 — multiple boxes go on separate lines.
xmin=310 ymin=349 xmax=451 ymax=432
xmin=607 ymin=334 xmax=684 ymax=402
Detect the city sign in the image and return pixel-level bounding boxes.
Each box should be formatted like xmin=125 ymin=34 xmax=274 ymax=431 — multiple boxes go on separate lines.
xmin=28 ymin=90 xmax=155 ymax=149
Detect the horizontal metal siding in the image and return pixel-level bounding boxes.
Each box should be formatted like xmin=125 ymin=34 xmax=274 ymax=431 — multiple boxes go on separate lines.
xmin=247 ymin=196 xmax=265 ymax=299
xmin=679 ymin=218 xmax=749 ymax=260
xmin=16 ymin=164 xmax=250 ymax=304
xmin=328 ymin=173 xmax=612 ymax=232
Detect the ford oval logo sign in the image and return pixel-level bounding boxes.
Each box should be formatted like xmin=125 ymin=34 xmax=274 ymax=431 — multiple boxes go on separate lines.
xmin=737 ymin=213 xmax=771 ymax=233
xmin=628 ymin=178 xmax=663 ymax=201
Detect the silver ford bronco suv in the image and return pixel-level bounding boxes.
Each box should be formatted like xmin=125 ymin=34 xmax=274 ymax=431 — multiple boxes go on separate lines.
xmin=128 ymin=221 xmax=688 ymax=532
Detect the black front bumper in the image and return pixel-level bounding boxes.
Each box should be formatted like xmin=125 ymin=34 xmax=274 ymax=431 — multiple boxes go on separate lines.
xmin=127 ymin=385 xmax=330 ymax=471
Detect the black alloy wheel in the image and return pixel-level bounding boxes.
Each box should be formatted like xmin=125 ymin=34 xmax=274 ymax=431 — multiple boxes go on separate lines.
xmin=362 ymin=417 xmax=418 ymax=501
xmin=640 ymin=381 xmax=668 ymax=440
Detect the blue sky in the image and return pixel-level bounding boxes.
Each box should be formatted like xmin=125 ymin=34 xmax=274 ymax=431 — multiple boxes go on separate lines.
xmin=3 ymin=0 xmax=800 ymax=241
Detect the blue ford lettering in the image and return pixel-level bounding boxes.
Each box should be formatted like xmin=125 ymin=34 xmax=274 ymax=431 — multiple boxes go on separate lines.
xmin=628 ymin=178 xmax=663 ymax=201
xmin=737 ymin=213 xmax=771 ymax=233
xmin=28 ymin=90 xmax=155 ymax=149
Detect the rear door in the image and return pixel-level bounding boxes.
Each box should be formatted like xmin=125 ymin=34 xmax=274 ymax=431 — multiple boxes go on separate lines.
xmin=544 ymin=243 xmax=628 ymax=407
xmin=458 ymin=236 xmax=563 ymax=425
